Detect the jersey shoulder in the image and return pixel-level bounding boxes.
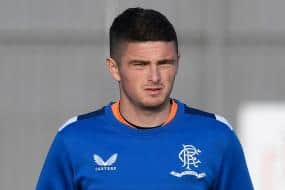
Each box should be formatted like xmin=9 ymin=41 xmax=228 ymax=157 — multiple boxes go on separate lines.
xmin=182 ymin=104 xmax=233 ymax=130
xmin=58 ymin=106 xmax=106 ymax=132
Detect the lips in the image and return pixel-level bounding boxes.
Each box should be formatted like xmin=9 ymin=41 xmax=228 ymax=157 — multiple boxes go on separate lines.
xmin=144 ymin=87 xmax=163 ymax=95
xmin=145 ymin=87 xmax=161 ymax=91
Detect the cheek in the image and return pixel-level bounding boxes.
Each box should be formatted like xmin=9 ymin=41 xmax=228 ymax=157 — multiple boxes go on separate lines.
xmin=164 ymin=70 xmax=177 ymax=83
xmin=120 ymin=71 xmax=142 ymax=90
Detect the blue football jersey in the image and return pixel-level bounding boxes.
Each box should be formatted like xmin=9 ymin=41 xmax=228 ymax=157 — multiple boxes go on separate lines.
xmin=36 ymin=99 xmax=253 ymax=190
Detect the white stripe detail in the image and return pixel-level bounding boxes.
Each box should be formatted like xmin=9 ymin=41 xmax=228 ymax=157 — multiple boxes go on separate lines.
xmin=215 ymin=114 xmax=233 ymax=130
xmin=58 ymin=116 xmax=78 ymax=132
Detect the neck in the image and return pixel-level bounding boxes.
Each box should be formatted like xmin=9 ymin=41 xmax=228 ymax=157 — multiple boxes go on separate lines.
xmin=119 ymin=99 xmax=171 ymax=128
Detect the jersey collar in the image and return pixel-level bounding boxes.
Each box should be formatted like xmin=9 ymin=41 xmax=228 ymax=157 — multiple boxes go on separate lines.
xmin=111 ymin=99 xmax=178 ymax=127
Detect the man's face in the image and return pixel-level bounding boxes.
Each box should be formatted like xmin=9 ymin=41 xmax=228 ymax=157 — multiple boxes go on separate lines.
xmin=112 ymin=41 xmax=179 ymax=109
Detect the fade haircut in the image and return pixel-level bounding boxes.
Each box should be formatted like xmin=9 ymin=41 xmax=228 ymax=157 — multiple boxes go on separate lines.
xmin=109 ymin=7 xmax=178 ymax=62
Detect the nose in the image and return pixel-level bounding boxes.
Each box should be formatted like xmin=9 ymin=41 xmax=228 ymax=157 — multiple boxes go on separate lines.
xmin=148 ymin=64 xmax=161 ymax=83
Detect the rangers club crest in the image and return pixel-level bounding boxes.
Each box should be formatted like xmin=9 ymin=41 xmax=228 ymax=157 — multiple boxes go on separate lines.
xmin=170 ymin=144 xmax=206 ymax=179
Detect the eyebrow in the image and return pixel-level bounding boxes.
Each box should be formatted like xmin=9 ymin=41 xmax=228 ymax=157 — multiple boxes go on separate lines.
xmin=128 ymin=59 xmax=177 ymax=65
xmin=157 ymin=59 xmax=177 ymax=64
xmin=128 ymin=60 xmax=150 ymax=65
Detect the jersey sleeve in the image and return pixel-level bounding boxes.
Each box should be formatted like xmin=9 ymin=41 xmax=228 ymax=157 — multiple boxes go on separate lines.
xmin=213 ymin=130 xmax=254 ymax=190
xmin=36 ymin=132 xmax=76 ymax=190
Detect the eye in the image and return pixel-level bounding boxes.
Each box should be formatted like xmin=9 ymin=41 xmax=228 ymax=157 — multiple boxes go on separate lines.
xmin=130 ymin=61 xmax=149 ymax=68
xmin=158 ymin=60 xmax=176 ymax=66
xmin=133 ymin=62 xmax=147 ymax=66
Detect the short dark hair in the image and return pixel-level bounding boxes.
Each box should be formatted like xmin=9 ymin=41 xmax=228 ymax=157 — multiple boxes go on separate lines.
xmin=109 ymin=7 xmax=178 ymax=61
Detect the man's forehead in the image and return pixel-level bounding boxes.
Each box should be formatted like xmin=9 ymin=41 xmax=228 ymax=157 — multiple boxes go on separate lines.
xmin=120 ymin=41 xmax=177 ymax=59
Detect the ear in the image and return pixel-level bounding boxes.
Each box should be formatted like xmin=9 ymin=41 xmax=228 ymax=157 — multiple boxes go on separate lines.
xmin=106 ymin=57 xmax=120 ymax=81
xmin=175 ymin=54 xmax=180 ymax=75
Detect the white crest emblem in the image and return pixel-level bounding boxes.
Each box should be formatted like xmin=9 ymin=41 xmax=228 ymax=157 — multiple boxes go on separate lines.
xmin=179 ymin=144 xmax=201 ymax=169
xmin=93 ymin=153 xmax=118 ymax=171
xmin=170 ymin=144 xmax=206 ymax=179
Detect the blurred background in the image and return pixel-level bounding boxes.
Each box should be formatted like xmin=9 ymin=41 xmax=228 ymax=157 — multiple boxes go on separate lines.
xmin=0 ymin=0 xmax=284 ymax=189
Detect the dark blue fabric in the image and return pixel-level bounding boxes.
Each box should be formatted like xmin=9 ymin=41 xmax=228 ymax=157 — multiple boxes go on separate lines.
xmin=184 ymin=106 xmax=215 ymax=119
xmin=78 ymin=107 xmax=105 ymax=120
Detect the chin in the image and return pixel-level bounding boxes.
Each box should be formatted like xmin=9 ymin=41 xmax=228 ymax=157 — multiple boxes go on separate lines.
xmin=140 ymin=97 xmax=169 ymax=110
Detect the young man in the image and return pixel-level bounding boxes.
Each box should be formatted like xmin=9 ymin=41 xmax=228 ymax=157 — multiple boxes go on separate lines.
xmin=36 ymin=8 xmax=254 ymax=190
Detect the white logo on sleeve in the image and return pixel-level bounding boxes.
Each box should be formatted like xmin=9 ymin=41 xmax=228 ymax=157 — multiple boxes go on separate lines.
xmin=170 ymin=145 xmax=206 ymax=179
xmin=93 ymin=153 xmax=117 ymax=171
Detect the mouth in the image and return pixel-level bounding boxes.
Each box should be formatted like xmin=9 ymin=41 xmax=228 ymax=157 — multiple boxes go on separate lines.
xmin=144 ymin=87 xmax=163 ymax=95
